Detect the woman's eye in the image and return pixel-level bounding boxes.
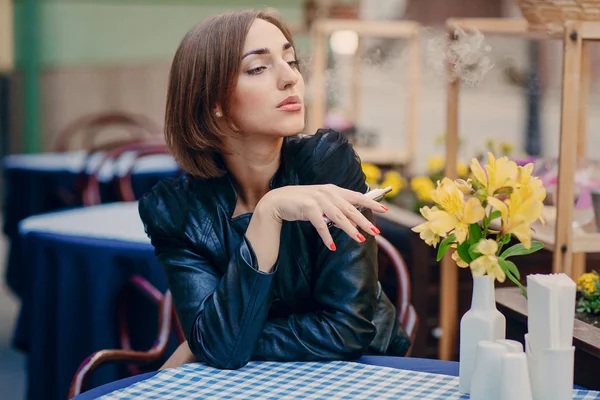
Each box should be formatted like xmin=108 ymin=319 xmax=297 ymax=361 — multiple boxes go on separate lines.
xmin=287 ymin=60 xmax=299 ymax=69
xmin=247 ymin=66 xmax=267 ymax=75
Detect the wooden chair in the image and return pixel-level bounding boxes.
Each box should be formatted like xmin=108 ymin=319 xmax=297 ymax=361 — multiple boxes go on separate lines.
xmin=68 ymin=290 xmax=181 ymax=399
xmin=54 ymin=112 xmax=161 ymax=153
xmin=375 ymin=234 xmax=419 ymax=352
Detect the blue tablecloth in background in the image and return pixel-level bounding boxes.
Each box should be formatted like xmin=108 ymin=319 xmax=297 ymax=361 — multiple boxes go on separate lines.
xmin=73 ymin=356 xmax=460 ymax=399
xmin=13 ymin=203 xmax=175 ymax=400
xmin=2 ymin=151 xmax=180 ymax=297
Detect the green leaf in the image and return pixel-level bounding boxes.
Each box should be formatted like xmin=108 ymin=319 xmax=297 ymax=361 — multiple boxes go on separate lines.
xmin=437 ymin=234 xmax=456 ymax=262
xmin=500 ymin=241 xmax=544 ymax=259
xmin=489 ymin=210 xmax=501 ymax=221
xmin=468 ymin=223 xmax=482 ymax=244
xmin=457 ymin=240 xmax=473 ymax=264
xmin=498 ymin=258 xmax=527 ymax=298
xmin=468 ymin=242 xmax=480 ymax=260
xmin=501 ymin=258 xmax=520 ymax=280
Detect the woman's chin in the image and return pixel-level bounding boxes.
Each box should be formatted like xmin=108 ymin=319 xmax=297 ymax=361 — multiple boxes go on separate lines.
xmin=277 ymin=118 xmax=306 ymax=136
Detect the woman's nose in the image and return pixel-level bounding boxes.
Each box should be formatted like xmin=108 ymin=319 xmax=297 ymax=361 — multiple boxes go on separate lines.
xmin=278 ymin=63 xmax=299 ymax=90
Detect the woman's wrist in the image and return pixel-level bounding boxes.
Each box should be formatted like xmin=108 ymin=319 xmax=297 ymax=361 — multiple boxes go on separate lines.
xmin=246 ymin=197 xmax=282 ymax=273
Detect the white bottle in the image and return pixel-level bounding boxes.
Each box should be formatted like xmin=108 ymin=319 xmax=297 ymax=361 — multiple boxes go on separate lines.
xmin=458 ymin=275 xmax=506 ymax=394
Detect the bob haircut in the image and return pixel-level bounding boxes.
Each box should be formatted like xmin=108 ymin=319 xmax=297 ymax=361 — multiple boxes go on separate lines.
xmin=164 ymin=8 xmax=296 ymax=179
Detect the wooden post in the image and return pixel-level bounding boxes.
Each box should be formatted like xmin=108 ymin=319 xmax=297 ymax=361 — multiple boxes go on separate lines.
xmin=407 ymin=33 xmax=421 ymax=176
xmin=309 ymin=21 xmax=327 ymax=134
xmin=577 ymin=40 xmax=590 ymax=167
xmin=350 ymin=37 xmax=363 ymax=128
xmin=553 ymin=21 xmax=582 ymax=277
xmin=439 ymin=28 xmax=460 ymax=361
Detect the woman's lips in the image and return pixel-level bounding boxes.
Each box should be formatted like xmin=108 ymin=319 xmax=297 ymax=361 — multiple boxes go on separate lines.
xmin=277 ymin=103 xmax=303 ymax=112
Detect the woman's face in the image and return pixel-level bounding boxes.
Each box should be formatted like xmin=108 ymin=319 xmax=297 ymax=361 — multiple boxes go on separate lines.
xmin=227 ymin=18 xmax=305 ymax=138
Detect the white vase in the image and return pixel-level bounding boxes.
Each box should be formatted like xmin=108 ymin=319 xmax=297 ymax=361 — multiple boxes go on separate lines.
xmin=458 ymin=275 xmax=506 ymax=394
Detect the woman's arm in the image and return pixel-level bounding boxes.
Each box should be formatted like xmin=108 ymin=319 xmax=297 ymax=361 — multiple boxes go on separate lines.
xmin=252 ymin=129 xmax=382 ymax=361
xmin=139 ymin=183 xmax=278 ymax=370
xmin=252 ymin=210 xmax=379 ymax=361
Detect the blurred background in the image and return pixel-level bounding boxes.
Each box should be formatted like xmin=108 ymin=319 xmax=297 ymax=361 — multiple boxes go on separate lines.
xmin=2 ymin=1 xmax=600 ymax=399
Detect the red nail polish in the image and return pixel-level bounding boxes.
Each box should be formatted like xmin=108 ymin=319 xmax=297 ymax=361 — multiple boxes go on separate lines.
xmin=381 ymin=205 xmax=388 ymax=211
xmin=357 ymin=233 xmax=366 ymax=242
xmin=329 ymin=243 xmax=337 ymax=251
xmin=371 ymin=226 xmax=381 ymax=235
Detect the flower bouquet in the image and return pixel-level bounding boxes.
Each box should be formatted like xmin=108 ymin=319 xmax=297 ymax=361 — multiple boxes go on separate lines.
xmin=411 ymin=152 xmax=547 ymax=295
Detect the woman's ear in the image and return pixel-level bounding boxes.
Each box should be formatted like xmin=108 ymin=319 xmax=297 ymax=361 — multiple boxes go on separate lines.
xmin=213 ymin=104 xmax=223 ymax=118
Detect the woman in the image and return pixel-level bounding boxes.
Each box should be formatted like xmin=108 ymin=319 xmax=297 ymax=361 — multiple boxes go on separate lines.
xmin=139 ymin=8 xmax=411 ymax=370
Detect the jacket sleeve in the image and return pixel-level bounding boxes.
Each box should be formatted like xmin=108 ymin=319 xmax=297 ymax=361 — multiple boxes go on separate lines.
xmin=138 ymin=181 xmax=276 ymax=370
xmin=253 ymin=130 xmax=379 ymax=361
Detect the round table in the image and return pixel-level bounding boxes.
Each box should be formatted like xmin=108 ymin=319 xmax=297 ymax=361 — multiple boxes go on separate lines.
xmin=13 ymin=202 xmax=173 ymax=400
xmin=72 ymin=356 xmax=460 ymax=399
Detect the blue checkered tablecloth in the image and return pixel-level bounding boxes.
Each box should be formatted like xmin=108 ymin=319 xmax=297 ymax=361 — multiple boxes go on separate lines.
xmin=99 ymin=361 xmax=600 ymax=399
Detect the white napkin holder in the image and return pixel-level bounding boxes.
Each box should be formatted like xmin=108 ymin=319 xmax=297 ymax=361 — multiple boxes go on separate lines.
xmin=525 ymin=333 xmax=575 ymax=400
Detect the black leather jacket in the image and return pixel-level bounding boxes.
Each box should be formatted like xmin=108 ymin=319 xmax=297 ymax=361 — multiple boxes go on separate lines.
xmin=138 ymin=129 xmax=410 ymax=370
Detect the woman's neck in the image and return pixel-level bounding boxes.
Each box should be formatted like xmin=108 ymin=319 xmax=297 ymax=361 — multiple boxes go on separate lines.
xmin=222 ymin=135 xmax=284 ymax=215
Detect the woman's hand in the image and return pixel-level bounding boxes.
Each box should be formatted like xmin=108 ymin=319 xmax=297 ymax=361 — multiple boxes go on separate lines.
xmin=259 ymin=184 xmax=388 ymax=251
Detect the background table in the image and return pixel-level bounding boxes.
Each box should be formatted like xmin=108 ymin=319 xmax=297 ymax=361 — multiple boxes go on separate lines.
xmin=13 ymin=202 xmax=174 ymax=400
xmin=2 ymin=151 xmax=179 ymax=298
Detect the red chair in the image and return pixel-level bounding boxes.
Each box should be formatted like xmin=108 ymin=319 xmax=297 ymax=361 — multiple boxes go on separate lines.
xmin=375 ymin=235 xmax=419 ymax=352
xmin=68 ymin=290 xmax=180 ymax=399
xmin=54 ymin=112 xmax=161 ymax=153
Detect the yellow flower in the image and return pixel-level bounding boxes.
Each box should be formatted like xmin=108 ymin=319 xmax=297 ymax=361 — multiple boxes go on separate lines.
xmin=412 ymin=206 xmax=442 ymax=247
xmin=487 ymin=180 xmax=544 ymax=249
xmin=429 ymin=178 xmax=486 ymax=243
xmin=500 ymin=142 xmax=514 ymax=156
xmin=455 ymin=179 xmax=474 ymax=194
xmin=469 ymin=152 xmax=518 ymax=196
xmin=457 ymin=160 xmax=468 ymax=177
xmin=470 ymin=239 xmax=506 ymax=282
xmin=428 ymin=156 xmax=445 ymax=173
xmin=411 ymin=176 xmax=435 ymax=203
xmin=362 ymin=163 xmax=381 ymax=187
xmin=380 ymin=171 xmax=406 ymax=197
xmin=516 ymin=163 xmax=546 ymax=203
xmin=452 ymin=249 xmax=469 ymax=268
xmin=577 ymin=272 xmax=599 ymax=295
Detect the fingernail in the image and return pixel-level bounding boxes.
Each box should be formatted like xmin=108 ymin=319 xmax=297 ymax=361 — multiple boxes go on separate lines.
xmin=329 ymin=243 xmax=337 ymax=251
xmin=381 ymin=205 xmax=388 ymax=211
xmin=371 ymin=226 xmax=381 ymax=235
xmin=357 ymin=233 xmax=366 ymax=242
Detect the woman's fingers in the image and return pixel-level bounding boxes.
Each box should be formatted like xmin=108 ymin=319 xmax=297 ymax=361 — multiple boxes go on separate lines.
xmin=306 ymin=207 xmax=336 ymax=251
xmin=319 ymin=198 xmax=366 ymax=244
xmin=333 ymin=197 xmax=380 ymax=236
xmin=335 ymin=187 xmax=389 ymax=213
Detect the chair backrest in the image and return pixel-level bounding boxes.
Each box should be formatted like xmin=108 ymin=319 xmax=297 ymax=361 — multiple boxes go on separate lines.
xmin=54 ymin=112 xmax=161 ymax=152
xmin=79 ymin=139 xmax=166 ymax=206
xmin=375 ymin=234 xmax=418 ymax=343
xmin=115 ymin=144 xmax=172 ymax=202
xmin=68 ymin=290 xmax=174 ymax=398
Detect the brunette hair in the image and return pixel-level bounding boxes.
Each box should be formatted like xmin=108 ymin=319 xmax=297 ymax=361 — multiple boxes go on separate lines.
xmin=164 ymin=8 xmax=295 ymax=178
